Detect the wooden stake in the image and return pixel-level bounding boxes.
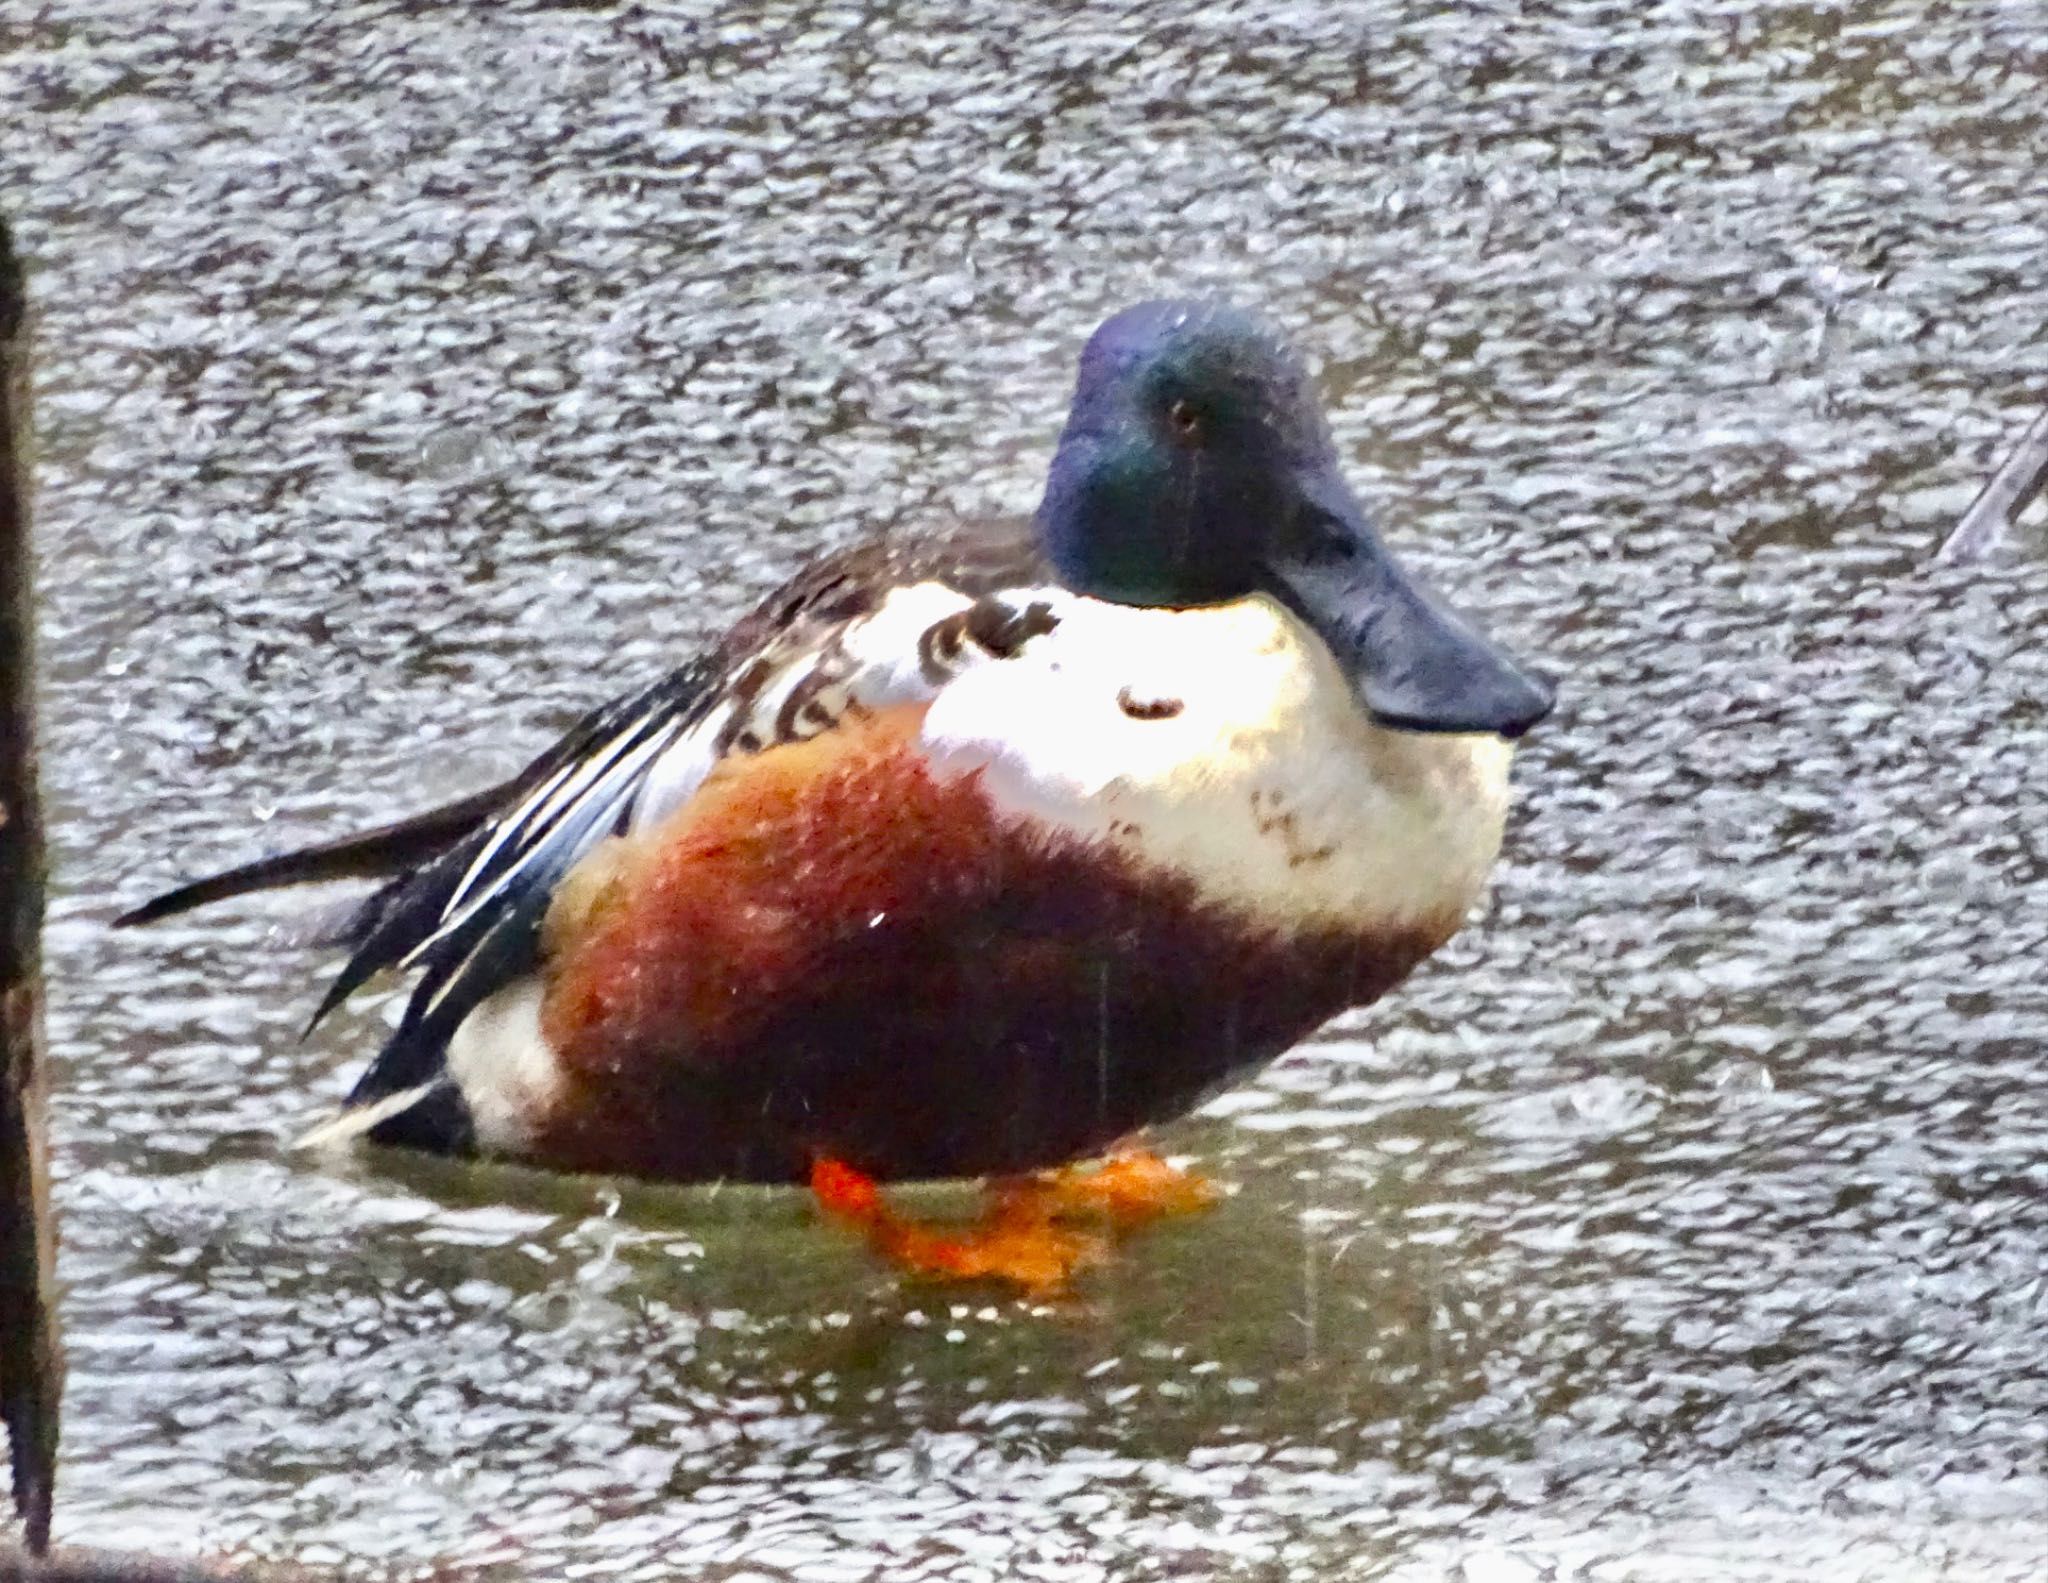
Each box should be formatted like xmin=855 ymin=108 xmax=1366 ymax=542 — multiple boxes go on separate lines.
xmin=0 ymin=213 xmax=60 ymax=1555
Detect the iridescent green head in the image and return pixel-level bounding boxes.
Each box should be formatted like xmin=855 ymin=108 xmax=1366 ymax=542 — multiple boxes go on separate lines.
xmin=1037 ymin=301 xmax=1553 ymax=737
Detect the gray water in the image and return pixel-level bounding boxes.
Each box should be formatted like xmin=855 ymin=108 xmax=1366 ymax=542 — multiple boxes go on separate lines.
xmin=6 ymin=1 xmax=2048 ymax=1577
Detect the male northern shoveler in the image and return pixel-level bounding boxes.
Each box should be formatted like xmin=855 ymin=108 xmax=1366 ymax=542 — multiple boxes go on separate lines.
xmin=120 ymin=301 xmax=1554 ymax=1287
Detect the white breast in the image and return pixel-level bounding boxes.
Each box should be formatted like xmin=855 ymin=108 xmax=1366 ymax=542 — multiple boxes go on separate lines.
xmin=918 ymin=593 xmax=1516 ymax=938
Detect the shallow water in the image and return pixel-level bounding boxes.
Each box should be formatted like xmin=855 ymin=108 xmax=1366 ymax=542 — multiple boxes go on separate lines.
xmin=6 ymin=0 xmax=2048 ymax=1577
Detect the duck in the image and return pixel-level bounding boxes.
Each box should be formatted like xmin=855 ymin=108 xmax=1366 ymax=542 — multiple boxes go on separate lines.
xmin=118 ymin=301 xmax=1554 ymax=1289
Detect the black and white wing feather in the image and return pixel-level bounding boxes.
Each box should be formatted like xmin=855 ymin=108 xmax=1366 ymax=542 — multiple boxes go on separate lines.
xmin=328 ymin=656 xmax=728 ymax=1102
xmin=116 ymin=522 xmax=1055 ymax=1114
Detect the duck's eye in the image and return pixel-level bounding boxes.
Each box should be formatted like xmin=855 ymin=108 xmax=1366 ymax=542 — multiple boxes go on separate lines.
xmin=1166 ymin=399 xmax=1204 ymax=443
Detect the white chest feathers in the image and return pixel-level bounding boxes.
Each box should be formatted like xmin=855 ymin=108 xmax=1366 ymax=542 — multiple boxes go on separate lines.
xmin=919 ymin=592 xmax=1517 ymax=938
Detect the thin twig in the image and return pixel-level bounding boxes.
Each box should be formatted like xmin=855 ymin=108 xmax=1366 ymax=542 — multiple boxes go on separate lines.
xmin=1938 ymin=401 xmax=2048 ymax=563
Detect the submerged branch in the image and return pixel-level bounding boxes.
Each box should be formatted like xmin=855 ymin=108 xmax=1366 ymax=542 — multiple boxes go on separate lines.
xmin=0 ymin=1547 xmax=324 ymax=1582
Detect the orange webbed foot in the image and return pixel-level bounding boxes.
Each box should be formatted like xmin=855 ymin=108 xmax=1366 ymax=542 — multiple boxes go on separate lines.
xmin=811 ymin=1157 xmax=1106 ymax=1296
xmin=1027 ymin=1149 xmax=1222 ymax=1229
xmin=810 ymin=1150 xmax=1219 ymax=1295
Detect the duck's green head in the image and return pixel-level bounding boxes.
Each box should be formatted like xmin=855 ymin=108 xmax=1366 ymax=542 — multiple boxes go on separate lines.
xmin=1037 ymin=301 xmax=1554 ymax=739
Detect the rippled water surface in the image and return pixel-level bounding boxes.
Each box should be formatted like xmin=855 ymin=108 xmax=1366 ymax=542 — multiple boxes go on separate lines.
xmin=6 ymin=1 xmax=2048 ymax=1577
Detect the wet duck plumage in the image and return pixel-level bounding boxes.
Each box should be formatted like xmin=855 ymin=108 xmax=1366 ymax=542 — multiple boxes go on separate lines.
xmin=120 ymin=301 xmax=1553 ymax=1205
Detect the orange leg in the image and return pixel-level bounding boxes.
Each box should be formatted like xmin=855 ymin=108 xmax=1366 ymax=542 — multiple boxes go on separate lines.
xmin=810 ymin=1150 xmax=1218 ymax=1294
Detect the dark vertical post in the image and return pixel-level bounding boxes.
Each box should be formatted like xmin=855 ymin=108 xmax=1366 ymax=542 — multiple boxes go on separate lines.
xmin=0 ymin=213 xmax=59 ymax=1555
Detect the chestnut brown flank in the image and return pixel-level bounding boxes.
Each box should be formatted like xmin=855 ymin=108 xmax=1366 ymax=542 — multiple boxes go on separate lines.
xmin=530 ymin=707 xmax=1458 ymax=1182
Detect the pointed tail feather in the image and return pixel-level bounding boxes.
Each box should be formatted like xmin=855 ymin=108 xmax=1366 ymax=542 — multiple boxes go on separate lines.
xmin=112 ymin=781 xmax=516 ymax=929
xmin=296 ymin=1078 xmax=476 ymax=1155
xmin=296 ymin=1084 xmax=440 ymax=1150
